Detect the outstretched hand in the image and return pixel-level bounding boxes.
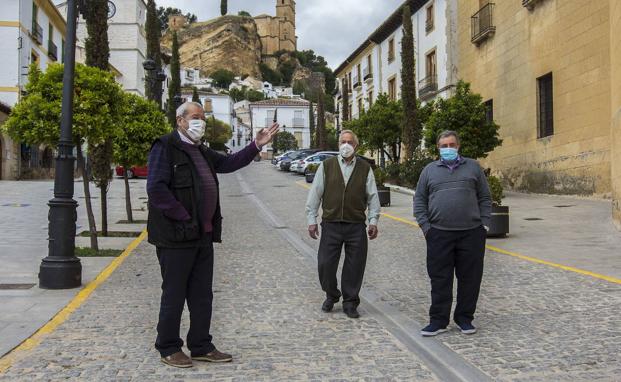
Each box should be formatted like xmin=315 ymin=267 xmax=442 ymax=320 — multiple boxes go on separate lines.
xmin=256 ymin=123 xmax=280 ymax=148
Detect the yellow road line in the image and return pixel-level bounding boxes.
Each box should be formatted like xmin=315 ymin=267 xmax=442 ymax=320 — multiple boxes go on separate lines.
xmin=0 ymin=230 xmax=148 ymax=374
xmin=295 ymin=181 xmax=621 ymax=285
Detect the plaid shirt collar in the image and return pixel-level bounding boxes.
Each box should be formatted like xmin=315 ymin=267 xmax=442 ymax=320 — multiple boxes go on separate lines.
xmin=438 ymin=156 xmax=466 ymax=172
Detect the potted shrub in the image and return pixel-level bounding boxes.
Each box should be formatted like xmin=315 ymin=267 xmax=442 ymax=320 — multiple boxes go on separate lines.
xmin=305 ymin=163 xmax=319 ymax=183
xmin=487 ymin=174 xmax=509 ymax=237
xmin=374 ymin=168 xmax=391 ymax=207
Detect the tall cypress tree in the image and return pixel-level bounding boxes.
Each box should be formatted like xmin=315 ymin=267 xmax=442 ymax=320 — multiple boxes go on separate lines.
xmin=192 ymin=87 xmax=200 ymax=102
xmin=145 ymin=0 xmax=162 ymax=107
xmin=221 ymin=0 xmax=227 ymax=16
xmin=309 ymin=101 xmax=315 ymax=148
xmin=167 ymin=31 xmax=181 ymax=126
xmin=317 ymin=93 xmax=327 ymax=150
xmin=400 ymin=4 xmax=420 ymax=160
xmin=341 ymin=78 xmax=349 ymax=123
xmin=83 ymin=0 xmax=112 ymax=243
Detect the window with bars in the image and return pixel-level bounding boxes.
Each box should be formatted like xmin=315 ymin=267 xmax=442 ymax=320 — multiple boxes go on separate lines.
xmin=537 ymin=73 xmax=554 ymax=138
xmin=484 ymin=99 xmax=493 ymax=124
xmin=388 ymin=38 xmax=395 ymax=63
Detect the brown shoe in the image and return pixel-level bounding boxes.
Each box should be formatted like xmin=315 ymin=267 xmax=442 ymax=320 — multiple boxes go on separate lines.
xmin=161 ymin=351 xmax=193 ymax=368
xmin=192 ymin=349 xmax=233 ymax=363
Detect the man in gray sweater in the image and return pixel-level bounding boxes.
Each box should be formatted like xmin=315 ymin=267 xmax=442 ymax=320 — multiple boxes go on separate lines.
xmin=414 ymin=130 xmax=491 ymax=336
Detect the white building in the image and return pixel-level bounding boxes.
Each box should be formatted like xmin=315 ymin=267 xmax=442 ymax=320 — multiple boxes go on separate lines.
xmin=179 ymin=89 xmax=251 ymax=152
xmin=55 ymin=0 xmax=147 ymax=96
xmin=0 ymin=0 xmax=67 ymax=179
xmin=249 ymin=98 xmax=311 ymax=157
xmin=334 ymin=0 xmax=458 ymax=121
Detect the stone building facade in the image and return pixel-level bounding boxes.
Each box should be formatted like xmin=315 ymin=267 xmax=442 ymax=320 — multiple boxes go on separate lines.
xmin=458 ymin=0 xmax=613 ymax=197
xmin=611 ymin=0 xmax=621 ymax=228
xmin=254 ymin=0 xmax=297 ymax=56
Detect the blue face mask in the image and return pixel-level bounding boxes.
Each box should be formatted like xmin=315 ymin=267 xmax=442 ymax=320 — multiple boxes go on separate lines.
xmin=440 ymin=147 xmax=458 ymax=161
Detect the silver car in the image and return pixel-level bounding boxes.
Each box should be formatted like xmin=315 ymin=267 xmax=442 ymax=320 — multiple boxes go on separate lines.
xmin=292 ymin=152 xmax=337 ymax=174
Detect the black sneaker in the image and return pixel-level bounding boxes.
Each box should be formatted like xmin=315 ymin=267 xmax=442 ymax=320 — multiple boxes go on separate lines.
xmin=322 ymin=298 xmax=336 ymax=312
xmin=421 ymin=323 xmax=447 ymax=337
xmin=456 ymin=322 xmax=477 ymax=334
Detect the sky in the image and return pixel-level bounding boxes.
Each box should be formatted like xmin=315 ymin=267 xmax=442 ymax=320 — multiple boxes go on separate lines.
xmin=156 ymin=0 xmax=405 ymax=69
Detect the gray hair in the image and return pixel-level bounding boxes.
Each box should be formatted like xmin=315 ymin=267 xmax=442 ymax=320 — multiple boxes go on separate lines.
xmin=176 ymin=101 xmax=204 ymax=118
xmin=436 ymin=130 xmax=460 ymax=145
xmin=339 ymin=129 xmax=359 ymax=146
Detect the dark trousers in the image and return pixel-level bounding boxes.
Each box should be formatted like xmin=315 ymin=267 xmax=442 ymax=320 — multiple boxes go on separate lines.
xmin=425 ymin=226 xmax=486 ymax=327
xmin=317 ymin=222 xmax=368 ymax=309
xmin=155 ymin=240 xmax=216 ymax=358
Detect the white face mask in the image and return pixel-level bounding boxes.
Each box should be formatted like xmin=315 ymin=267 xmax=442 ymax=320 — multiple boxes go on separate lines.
xmin=185 ymin=119 xmax=206 ymax=142
xmin=339 ymin=143 xmax=355 ymax=158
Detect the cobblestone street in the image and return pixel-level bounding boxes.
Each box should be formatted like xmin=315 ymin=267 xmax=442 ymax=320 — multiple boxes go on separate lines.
xmin=1 ymin=162 xmax=620 ymax=381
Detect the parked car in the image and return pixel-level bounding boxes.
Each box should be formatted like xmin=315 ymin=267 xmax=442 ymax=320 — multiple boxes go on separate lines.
xmin=279 ymin=149 xmax=321 ymax=171
xmin=115 ymin=165 xmax=148 ymax=178
xmin=292 ymin=152 xmax=337 ymax=174
xmin=272 ymin=150 xmax=295 ymax=165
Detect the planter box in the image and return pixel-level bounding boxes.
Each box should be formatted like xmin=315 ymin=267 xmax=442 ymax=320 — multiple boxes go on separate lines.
xmin=305 ymin=173 xmax=315 ymax=183
xmin=488 ymin=204 xmax=509 ymax=238
xmin=378 ymin=187 xmax=391 ymax=207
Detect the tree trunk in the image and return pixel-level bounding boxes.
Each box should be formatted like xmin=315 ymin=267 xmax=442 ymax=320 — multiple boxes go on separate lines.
xmin=101 ymin=185 xmax=108 ymax=236
xmin=76 ymin=144 xmax=98 ymax=251
xmin=123 ymin=169 xmax=133 ymax=222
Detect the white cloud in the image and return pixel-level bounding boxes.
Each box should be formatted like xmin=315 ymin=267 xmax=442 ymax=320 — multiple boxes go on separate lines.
xmin=156 ymin=0 xmax=404 ymax=68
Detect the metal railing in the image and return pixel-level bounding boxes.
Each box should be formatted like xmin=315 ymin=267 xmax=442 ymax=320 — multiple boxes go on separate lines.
xmin=353 ymin=75 xmax=361 ymax=88
xmin=418 ymin=75 xmax=438 ymax=99
xmin=522 ymin=0 xmax=542 ymax=10
xmin=363 ymin=67 xmax=372 ymax=80
xmin=31 ymin=21 xmax=43 ymax=45
xmin=48 ymin=40 xmax=58 ymax=61
xmin=471 ymin=3 xmax=495 ymax=45
xmin=426 ymin=19 xmax=434 ymax=32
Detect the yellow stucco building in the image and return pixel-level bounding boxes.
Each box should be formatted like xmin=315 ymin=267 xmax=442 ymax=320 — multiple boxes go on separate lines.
xmin=611 ymin=0 xmax=621 ymax=228
xmin=254 ymin=0 xmax=297 ymax=55
xmin=459 ymin=0 xmax=614 ymax=198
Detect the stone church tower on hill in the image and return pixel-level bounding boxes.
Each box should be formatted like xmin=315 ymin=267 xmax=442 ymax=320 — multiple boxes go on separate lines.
xmin=254 ymin=0 xmax=297 ymax=55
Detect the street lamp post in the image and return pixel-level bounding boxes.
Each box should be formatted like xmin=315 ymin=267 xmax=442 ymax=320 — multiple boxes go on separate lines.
xmin=39 ymin=0 xmax=81 ymax=289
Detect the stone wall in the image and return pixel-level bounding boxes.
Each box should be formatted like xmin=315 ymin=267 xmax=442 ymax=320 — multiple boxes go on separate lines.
xmin=162 ymin=16 xmax=263 ymax=79
xmin=611 ymin=0 xmax=621 ymax=228
xmin=458 ymin=0 xmax=612 ymax=196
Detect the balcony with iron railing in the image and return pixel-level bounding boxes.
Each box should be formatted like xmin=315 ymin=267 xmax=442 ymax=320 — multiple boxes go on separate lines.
xmin=48 ymin=40 xmax=58 ymax=61
xmin=426 ymin=19 xmax=434 ymax=33
xmin=31 ymin=21 xmax=43 ymax=45
xmin=522 ymin=0 xmax=544 ymax=10
xmin=471 ymin=3 xmax=495 ymax=45
xmin=418 ymin=75 xmax=438 ymax=99
xmin=363 ymin=67 xmax=372 ymax=81
xmin=353 ymin=75 xmax=362 ymax=89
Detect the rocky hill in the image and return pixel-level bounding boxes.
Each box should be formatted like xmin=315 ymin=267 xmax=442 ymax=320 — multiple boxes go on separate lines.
xmin=161 ymin=15 xmax=263 ymax=79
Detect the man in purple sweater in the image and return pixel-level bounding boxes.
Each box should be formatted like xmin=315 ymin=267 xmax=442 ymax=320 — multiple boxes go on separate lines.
xmin=147 ymin=102 xmax=278 ymax=368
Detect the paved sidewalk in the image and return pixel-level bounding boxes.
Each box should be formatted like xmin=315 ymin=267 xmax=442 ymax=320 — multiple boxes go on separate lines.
xmin=1 ymin=162 xmax=620 ymax=381
xmin=0 ymin=178 xmax=148 ymax=357
xmin=246 ymin=163 xmax=621 ymax=381
xmin=385 ymin=185 xmax=621 ymax=280
xmin=0 ymin=170 xmax=438 ymax=381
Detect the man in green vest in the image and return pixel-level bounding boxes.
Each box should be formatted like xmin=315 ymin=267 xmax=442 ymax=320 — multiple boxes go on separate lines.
xmin=305 ymin=130 xmax=381 ymax=318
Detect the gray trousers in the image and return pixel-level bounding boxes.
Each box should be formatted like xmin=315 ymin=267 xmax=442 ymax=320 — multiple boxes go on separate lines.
xmin=317 ymin=222 xmax=368 ymax=308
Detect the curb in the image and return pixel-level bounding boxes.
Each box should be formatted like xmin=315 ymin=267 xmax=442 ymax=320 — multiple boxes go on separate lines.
xmin=0 ymin=230 xmax=148 ymax=374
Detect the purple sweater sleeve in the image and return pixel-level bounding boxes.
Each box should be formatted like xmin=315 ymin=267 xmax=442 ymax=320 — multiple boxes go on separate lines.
xmin=211 ymin=141 xmax=261 ymax=174
xmin=146 ymin=142 xmax=191 ymax=221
